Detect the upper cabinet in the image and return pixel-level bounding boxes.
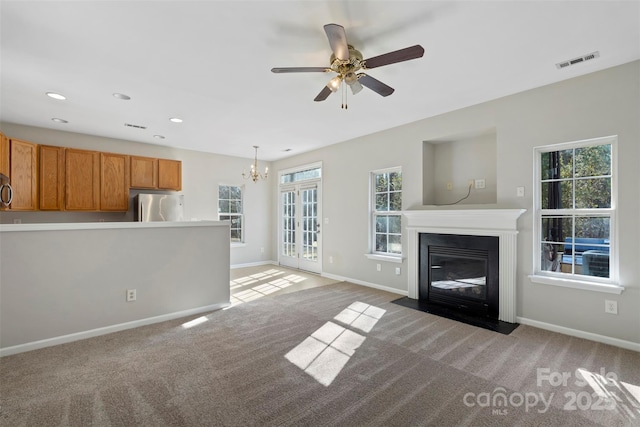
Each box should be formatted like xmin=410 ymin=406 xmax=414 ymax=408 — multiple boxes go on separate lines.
xmin=158 ymin=159 xmax=182 ymax=191
xmin=130 ymin=156 xmax=158 ymax=189
xmin=0 ymin=132 xmax=9 ymax=178
xmin=39 ymin=145 xmax=65 ymax=210
xmin=100 ymin=152 xmax=130 ymax=211
xmin=9 ymin=138 xmax=38 ymax=211
xmin=131 ymin=156 xmax=182 ymax=191
xmin=65 ymin=148 xmax=100 ymax=211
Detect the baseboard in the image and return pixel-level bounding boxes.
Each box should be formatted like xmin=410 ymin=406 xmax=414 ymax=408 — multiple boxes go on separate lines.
xmin=0 ymin=302 xmax=230 ymax=357
xmin=230 ymin=260 xmax=277 ymax=269
xmin=517 ymin=316 xmax=640 ymax=352
xmin=321 ymin=272 xmax=408 ymax=296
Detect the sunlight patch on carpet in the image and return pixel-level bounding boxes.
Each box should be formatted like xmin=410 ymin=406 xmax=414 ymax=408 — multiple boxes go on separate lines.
xmin=229 ymin=269 xmax=307 ymax=307
xmin=285 ymin=302 xmax=386 ymax=386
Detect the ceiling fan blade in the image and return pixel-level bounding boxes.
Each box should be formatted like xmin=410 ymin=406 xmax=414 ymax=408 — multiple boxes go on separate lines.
xmin=323 ymin=23 xmax=349 ymax=61
xmin=314 ymin=86 xmax=333 ymax=102
xmin=358 ymin=74 xmax=394 ymax=97
xmin=364 ymin=45 xmax=425 ymax=69
xmin=271 ymin=67 xmax=329 ymax=73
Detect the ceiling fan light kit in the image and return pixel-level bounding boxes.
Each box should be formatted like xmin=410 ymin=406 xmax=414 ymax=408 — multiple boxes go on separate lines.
xmin=271 ymin=23 xmax=424 ymax=109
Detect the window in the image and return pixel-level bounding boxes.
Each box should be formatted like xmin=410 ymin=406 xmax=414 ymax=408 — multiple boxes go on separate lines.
xmin=533 ymin=136 xmax=618 ymax=290
xmin=370 ymin=168 xmax=402 ymax=257
xmin=218 ymin=185 xmax=243 ymax=243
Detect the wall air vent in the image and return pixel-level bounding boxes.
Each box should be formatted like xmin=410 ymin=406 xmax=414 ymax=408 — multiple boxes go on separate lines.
xmin=124 ymin=123 xmax=147 ymax=130
xmin=556 ymin=51 xmax=600 ymax=69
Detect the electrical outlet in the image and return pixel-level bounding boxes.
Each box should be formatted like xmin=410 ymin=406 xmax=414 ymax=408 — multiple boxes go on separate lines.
xmin=13 ymin=218 xmax=21 ymax=224
xmin=329 ymin=256 xmax=334 ymax=264
xmin=474 ymin=179 xmax=486 ymax=189
xmin=446 ymin=182 xmax=453 ymax=190
xmin=395 ymin=267 xmax=401 ymax=275
xmin=516 ymin=186 xmax=525 ymax=197
xmin=604 ymin=300 xmax=618 ymax=314
xmin=376 ymin=263 xmax=381 ymax=272
xmin=260 ymin=247 xmax=264 ymax=253
xmin=468 ymin=179 xmax=474 ymax=188
xmin=126 ymin=289 xmax=137 ymax=302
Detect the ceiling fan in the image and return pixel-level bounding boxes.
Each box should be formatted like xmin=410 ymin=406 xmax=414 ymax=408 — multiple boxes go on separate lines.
xmin=271 ymin=23 xmax=425 ymax=108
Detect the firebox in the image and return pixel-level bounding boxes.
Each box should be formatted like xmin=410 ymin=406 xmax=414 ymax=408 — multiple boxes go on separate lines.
xmin=419 ymin=233 xmax=499 ymax=319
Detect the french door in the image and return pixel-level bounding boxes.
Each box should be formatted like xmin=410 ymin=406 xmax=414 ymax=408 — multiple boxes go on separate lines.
xmin=280 ymin=182 xmax=321 ymax=273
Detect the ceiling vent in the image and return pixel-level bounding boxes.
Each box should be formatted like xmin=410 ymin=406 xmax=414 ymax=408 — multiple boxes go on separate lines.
xmin=124 ymin=123 xmax=147 ymax=130
xmin=556 ymin=51 xmax=600 ymax=69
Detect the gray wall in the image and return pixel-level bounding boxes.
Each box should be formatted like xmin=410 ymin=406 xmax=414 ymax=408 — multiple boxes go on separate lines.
xmin=0 ymin=223 xmax=230 ymax=350
xmin=0 ymin=124 xmax=273 ymax=266
xmin=272 ymin=60 xmax=640 ymax=345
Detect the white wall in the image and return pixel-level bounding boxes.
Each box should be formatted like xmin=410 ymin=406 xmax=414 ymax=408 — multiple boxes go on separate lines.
xmin=272 ymin=60 xmax=640 ymax=345
xmin=0 ymin=123 xmax=273 ymax=266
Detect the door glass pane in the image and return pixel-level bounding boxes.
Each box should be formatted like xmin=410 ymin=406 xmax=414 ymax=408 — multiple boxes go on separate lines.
xmin=282 ymin=191 xmax=296 ymax=257
xmin=301 ymin=188 xmax=318 ymax=261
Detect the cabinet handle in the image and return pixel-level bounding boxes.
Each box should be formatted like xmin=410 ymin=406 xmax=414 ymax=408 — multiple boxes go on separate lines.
xmin=0 ymin=184 xmax=13 ymax=206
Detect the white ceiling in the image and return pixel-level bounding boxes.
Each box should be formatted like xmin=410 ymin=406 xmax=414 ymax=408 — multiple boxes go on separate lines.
xmin=1 ymin=1 xmax=639 ymax=161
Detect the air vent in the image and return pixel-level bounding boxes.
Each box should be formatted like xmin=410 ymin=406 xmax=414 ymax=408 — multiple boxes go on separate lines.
xmin=124 ymin=123 xmax=147 ymax=130
xmin=556 ymin=51 xmax=600 ymax=69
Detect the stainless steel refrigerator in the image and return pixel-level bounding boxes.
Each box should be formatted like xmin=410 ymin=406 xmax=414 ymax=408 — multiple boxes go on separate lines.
xmin=136 ymin=193 xmax=184 ymax=222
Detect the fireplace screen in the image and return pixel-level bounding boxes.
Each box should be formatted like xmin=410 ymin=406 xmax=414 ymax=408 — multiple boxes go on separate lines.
xmin=419 ymin=233 xmax=499 ymax=319
xmin=430 ymin=251 xmax=487 ymax=302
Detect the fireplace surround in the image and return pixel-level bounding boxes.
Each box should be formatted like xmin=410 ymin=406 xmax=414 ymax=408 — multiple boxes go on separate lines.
xmin=405 ymin=209 xmax=525 ymax=324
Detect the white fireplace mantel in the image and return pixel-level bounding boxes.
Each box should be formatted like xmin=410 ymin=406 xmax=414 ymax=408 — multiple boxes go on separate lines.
xmin=405 ymin=208 xmax=526 ymax=323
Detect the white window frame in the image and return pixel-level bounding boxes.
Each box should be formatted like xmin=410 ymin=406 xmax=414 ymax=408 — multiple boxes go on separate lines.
xmin=366 ymin=167 xmax=403 ymax=263
xmin=218 ymin=184 xmax=244 ymax=245
xmin=529 ymin=135 xmax=623 ymax=294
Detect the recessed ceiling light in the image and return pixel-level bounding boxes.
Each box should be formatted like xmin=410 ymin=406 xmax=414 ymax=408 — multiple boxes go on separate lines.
xmin=153 ymin=135 xmax=166 ymax=140
xmin=169 ymin=117 xmax=183 ymax=123
xmin=51 ymin=118 xmax=68 ymax=123
xmin=46 ymin=92 xmax=66 ymax=100
xmin=113 ymin=93 xmax=131 ymax=100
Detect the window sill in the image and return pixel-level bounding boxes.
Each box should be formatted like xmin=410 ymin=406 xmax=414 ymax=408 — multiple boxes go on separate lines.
xmin=230 ymin=243 xmax=246 ymax=248
xmin=528 ymin=274 xmax=624 ymax=295
xmin=365 ymin=253 xmax=404 ymax=264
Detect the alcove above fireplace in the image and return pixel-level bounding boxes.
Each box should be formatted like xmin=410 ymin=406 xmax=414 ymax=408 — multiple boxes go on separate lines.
xmin=405 ymin=209 xmax=525 ymax=325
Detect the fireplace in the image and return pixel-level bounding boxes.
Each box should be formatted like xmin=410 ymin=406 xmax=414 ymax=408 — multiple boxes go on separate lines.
xmin=404 ymin=209 xmax=525 ymax=326
xmin=420 ymin=233 xmax=499 ymax=319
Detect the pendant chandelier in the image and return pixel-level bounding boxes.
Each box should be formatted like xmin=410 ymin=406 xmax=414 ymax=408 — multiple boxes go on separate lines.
xmin=242 ymin=145 xmax=268 ymax=183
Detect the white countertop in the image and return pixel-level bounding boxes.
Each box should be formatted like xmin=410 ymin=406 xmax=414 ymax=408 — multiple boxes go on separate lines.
xmin=0 ymin=220 xmax=228 ymax=232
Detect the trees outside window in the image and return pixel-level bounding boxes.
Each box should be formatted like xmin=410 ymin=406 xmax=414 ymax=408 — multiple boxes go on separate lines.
xmin=218 ymin=185 xmax=243 ymax=243
xmin=536 ymin=136 xmax=615 ymax=283
xmin=371 ymin=168 xmax=402 ymax=256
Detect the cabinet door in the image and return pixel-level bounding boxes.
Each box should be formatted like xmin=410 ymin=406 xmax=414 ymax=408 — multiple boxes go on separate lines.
xmin=0 ymin=132 xmax=9 ymax=178
xmin=65 ymin=148 xmax=100 ymax=211
xmin=100 ymin=152 xmax=130 ymax=211
xmin=158 ymin=159 xmax=182 ymax=190
xmin=39 ymin=145 xmax=65 ymax=210
xmin=130 ymin=156 xmax=158 ymax=189
xmin=9 ymin=139 xmax=38 ymax=210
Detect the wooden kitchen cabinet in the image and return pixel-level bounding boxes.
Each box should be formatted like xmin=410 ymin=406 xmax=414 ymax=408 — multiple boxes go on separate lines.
xmin=100 ymin=152 xmax=130 ymax=211
xmin=39 ymin=145 xmax=65 ymax=210
xmin=130 ymin=155 xmax=158 ymax=189
xmin=65 ymin=148 xmax=99 ymax=211
xmin=9 ymin=138 xmax=38 ymax=210
xmin=158 ymin=159 xmax=181 ymax=191
xmin=0 ymin=132 xmax=9 ymax=178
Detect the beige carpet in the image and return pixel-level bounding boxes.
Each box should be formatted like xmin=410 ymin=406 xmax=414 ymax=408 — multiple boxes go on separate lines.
xmin=1 ymin=281 xmax=639 ymax=426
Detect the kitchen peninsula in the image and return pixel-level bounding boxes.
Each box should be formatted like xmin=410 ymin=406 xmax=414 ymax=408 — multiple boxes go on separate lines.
xmin=0 ymin=221 xmax=230 ymax=356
